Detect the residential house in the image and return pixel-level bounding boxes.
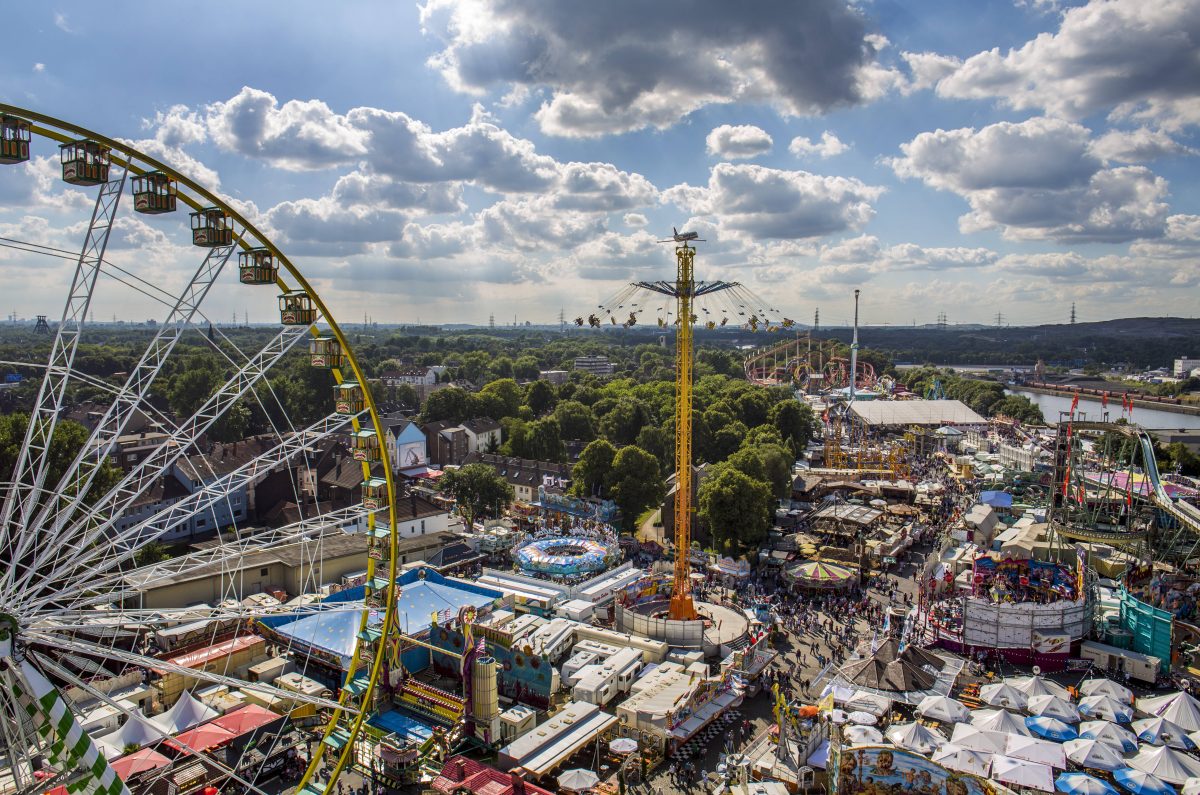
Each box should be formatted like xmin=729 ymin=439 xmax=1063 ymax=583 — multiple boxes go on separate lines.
xmin=462 ymin=417 xmax=502 ymax=454
xmin=573 ymin=355 xmax=615 ymax=377
xmin=423 ymin=421 xmax=470 ymax=467
xmin=383 ymin=417 xmax=429 ymax=470
xmin=462 ymin=452 xmax=571 ymax=505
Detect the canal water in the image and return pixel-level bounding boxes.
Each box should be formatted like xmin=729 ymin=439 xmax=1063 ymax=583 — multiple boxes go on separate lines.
xmin=1007 ymin=389 xmax=1200 ymax=431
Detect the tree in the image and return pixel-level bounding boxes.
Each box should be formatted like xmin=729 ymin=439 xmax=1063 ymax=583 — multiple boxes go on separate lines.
xmin=770 ymin=400 xmax=816 ymax=451
xmin=526 ymin=380 xmax=557 ymax=416
xmin=513 ymin=355 xmax=541 ymax=381
xmin=572 ymin=439 xmax=617 ymax=497
xmin=478 ymin=378 xmax=522 ymax=419
xmin=554 ymin=400 xmax=596 ymax=442
xmin=599 ymin=398 xmax=651 ymax=446
xmin=168 ymin=364 xmax=221 ymax=418
xmin=422 ymin=387 xmax=471 ymax=423
xmin=524 ymin=417 xmax=566 ymax=462
xmin=609 ymin=445 xmax=665 ymax=532
xmin=698 ymin=466 xmax=772 ymax=557
xmin=439 ymin=463 xmax=514 ymax=531
xmin=134 ymin=540 xmax=171 ymax=566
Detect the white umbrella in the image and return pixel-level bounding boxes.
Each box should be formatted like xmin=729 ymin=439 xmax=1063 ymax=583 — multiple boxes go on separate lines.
xmin=1063 ymin=738 xmax=1129 ymax=772
xmin=847 ymin=711 xmax=877 ymax=726
xmin=1012 ymin=674 xmax=1072 ymax=701
xmin=951 ymin=723 xmax=1009 ymax=755
xmin=1006 ymin=733 xmax=1067 ymax=768
xmin=1182 ymin=777 xmax=1200 ymax=795
xmin=918 ymin=695 xmax=971 ymax=723
xmin=1126 ymin=745 xmax=1200 ymax=786
xmin=1079 ymin=694 xmax=1134 ymax=724
xmin=932 ymin=743 xmax=992 ymax=776
xmin=972 ymin=708 xmax=1033 ymax=736
xmin=558 ymin=769 xmax=601 ymax=792
xmin=1133 ymin=716 xmax=1197 ymax=750
xmin=1079 ymin=720 xmax=1139 ymax=753
xmin=844 ymin=725 xmax=885 ymax=745
xmin=830 ymin=709 xmax=849 ymax=724
xmin=1029 ymin=694 xmax=1082 ymax=724
xmin=991 ymin=754 xmax=1056 ymax=792
xmin=609 ymin=737 xmax=638 ymax=754
xmin=981 ymin=682 xmax=1029 ymax=711
xmin=1081 ymin=679 xmax=1134 ymax=704
xmin=885 ymin=721 xmax=947 ymax=755
xmin=1137 ymin=692 xmax=1200 ymax=733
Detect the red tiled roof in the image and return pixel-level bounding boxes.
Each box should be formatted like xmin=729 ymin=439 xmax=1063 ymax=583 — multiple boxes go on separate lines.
xmin=431 ymin=756 xmax=554 ymax=795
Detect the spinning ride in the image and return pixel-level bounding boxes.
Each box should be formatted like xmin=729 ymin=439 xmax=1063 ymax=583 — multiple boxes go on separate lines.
xmin=0 ymin=106 xmax=397 ymax=795
xmin=515 ymin=537 xmax=615 ymax=578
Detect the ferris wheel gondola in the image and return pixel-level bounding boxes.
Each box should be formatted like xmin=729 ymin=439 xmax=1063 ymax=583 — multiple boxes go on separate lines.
xmin=0 ymin=105 xmax=397 ymax=795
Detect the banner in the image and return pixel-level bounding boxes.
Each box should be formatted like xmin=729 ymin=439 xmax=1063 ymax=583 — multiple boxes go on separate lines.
xmin=1032 ymin=631 xmax=1070 ymax=655
xmin=1075 ymin=545 xmax=1087 ymax=602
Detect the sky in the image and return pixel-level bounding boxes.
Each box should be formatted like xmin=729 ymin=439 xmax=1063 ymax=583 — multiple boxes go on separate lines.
xmin=1 ymin=0 xmax=1199 ymax=329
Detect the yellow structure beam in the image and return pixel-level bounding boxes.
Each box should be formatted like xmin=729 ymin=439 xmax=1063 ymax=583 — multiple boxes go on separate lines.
xmin=668 ymin=245 xmax=698 ymax=622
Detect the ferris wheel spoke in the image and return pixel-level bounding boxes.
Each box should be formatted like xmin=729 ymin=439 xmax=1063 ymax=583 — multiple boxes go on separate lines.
xmin=3 ymin=244 xmax=239 ymax=599
xmin=29 ymin=411 xmax=360 ymax=604
xmin=0 ymin=664 xmax=45 ymax=792
xmin=32 ymin=601 xmax=367 ymax=632
xmin=0 ymin=166 xmax=129 ymax=553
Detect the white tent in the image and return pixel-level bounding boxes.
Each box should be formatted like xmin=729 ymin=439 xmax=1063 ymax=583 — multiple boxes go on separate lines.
xmin=972 ymin=708 xmax=1033 ymax=736
xmin=1011 ymin=675 xmax=1071 ymax=701
xmin=1081 ymin=679 xmax=1134 ymax=704
xmin=981 ymin=682 xmax=1029 ymax=710
xmin=951 ymin=723 xmax=1009 ymax=754
xmin=991 ymin=754 xmax=1055 ymax=792
xmin=931 ymin=743 xmax=992 ymax=777
xmin=1137 ymin=692 xmax=1200 ymax=733
xmin=846 ymin=690 xmax=892 ymax=717
xmin=1079 ymin=720 xmax=1139 ymax=753
xmin=148 ymin=691 xmax=219 ymax=734
xmin=1029 ymin=694 xmax=1082 ymax=724
xmin=918 ymin=695 xmax=971 ymax=724
xmin=1079 ymin=694 xmax=1134 ymax=724
xmin=885 ymin=721 xmax=947 ymax=755
xmin=95 ymin=715 xmax=167 ymax=760
xmin=1182 ymin=777 xmax=1200 ymax=795
xmin=844 ymin=725 xmax=885 ymax=745
xmin=1126 ymin=744 xmax=1200 ymax=786
xmin=1133 ymin=716 xmax=1196 ymax=750
xmin=1006 ymin=733 xmax=1067 ymax=769
xmin=1062 ymin=738 xmax=1128 ymax=772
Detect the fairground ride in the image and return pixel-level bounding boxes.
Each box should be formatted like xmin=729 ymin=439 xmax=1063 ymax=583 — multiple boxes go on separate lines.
xmin=0 ymin=107 xmax=397 ymax=795
xmin=1048 ymin=418 xmax=1200 ymax=565
xmin=743 ymin=332 xmax=837 ymax=390
xmin=586 ymin=240 xmax=789 ymax=620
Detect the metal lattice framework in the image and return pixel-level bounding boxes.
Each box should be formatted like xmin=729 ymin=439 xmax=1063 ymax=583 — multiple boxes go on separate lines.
xmin=0 ymin=105 xmax=399 ymax=795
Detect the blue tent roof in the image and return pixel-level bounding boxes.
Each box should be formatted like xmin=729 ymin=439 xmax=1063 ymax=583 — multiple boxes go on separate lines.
xmin=981 ymin=490 xmax=1013 ymax=508
xmin=369 ymin=710 xmax=434 ymax=743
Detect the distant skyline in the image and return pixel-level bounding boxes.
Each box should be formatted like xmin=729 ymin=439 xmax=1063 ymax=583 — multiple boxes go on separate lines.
xmin=1 ymin=1 xmax=1198 ymax=329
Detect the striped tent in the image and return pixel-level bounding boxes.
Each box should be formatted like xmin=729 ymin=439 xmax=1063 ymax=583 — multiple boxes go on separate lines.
xmin=786 ymin=561 xmax=856 ymax=589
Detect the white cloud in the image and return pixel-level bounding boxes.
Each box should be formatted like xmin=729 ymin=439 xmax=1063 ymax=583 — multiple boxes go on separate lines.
xmin=53 ymin=12 xmax=76 ymax=33
xmin=664 ymin=163 xmax=883 ymax=240
xmin=1090 ymin=128 xmax=1196 ymax=163
xmin=788 ymin=132 xmax=849 ymax=159
xmin=419 ymin=0 xmax=895 ymax=137
xmin=32 ymin=63 xmax=45 ymax=73
xmin=891 ymin=117 xmax=1171 ymax=242
xmin=623 ymin=212 xmax=648 ymax=228
xmin=551 ymin=162 xmax=658 ymax=211
xmin=899 ymin=52 xmax=960 ymax=94
xmin=705 ymin=125 xmax=774 ymax=159
xmin=934 ymin=0 xmax=1200 ymax=131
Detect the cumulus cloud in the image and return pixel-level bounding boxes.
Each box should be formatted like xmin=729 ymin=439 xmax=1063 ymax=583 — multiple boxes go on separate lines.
xmin=890 ymin=117 xmax=1171 ymax=242
xmin=623 ymin=212 xmax=648 ymax=228
xmin=665 ymin=163 xmax=883 ymax=240
xmin=788 ymin=132 xmax=849 ymax=159
xmin=899 ymin=52 xmax=960 ymax=94
xmin=1090 ymin=128 xmax=1196 ymax=163
xmin=933 ymin=0 xmax=1200 ymax=131
xmin=705 ymin=125 xmax=773 ymax=159
xmin=811 ymin=234 xmax=998 ymax=271
xmin=419 ymin=0 xmax=895 ymax=136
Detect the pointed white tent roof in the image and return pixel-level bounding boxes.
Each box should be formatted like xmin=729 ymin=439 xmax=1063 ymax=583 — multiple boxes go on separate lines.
xmin=931 ymin=743 xmax=992 ymax=777
xmin=1183 ymin=777 xmax=1200 ymax=795
xmin=1011 ymin=674 xmax=1071 ymax=701
xmin=991 ymin=755 xmax=1055 ymax=792
xmin=96 ymin=714 xmax=167 ymax=759
xmin=1126 ymin=744 xmax=1200 ymax=786
xmin=1029 ymin=694 xmax=1082 ymax=723
xmin=1082 ymin=678 xmax=1134 ymax=704
xmin=148 ymin=691 xmax=219 ymax=734
xmin=1080 ymin=720 xmax=1139 ymax=753
xmin=981 ymin=682 xmax=1029 ymax=710
xmin=1137 ymin=691 xmax=1200 ymax=733
xmin=918 ymin=695 xmax=971 ymax=723
xmin=951 ymin=723 xmax=1009 ymax=754
xmin=1005 ymin=733 xmax=1067 ymax=769
xmin=972 ymin=708 xmax=1032 ymax=736
xmin=1079 ymin=694 xmax=1134 ymax=724
xmin=1133 ymin=716 xmax=1197 ymax=750
xmin=1063 ymin=738 xmax=1128 ymax=772
xmin=885 ymin=721 xmax=947 ymax=755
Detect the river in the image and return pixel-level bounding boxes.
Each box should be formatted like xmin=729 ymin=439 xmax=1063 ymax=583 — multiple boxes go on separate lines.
xmin=1007 ymin=389 xmax=1200 ymax=431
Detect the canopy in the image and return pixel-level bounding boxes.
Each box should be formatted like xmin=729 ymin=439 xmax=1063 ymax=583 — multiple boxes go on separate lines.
xmin=931 ymin=743 xmax=992 ymax=777
xmin=169 ymin=722 xmax=236 ymax=753
xmin=147 ymin=691 xmax=218 ymax=735
xmin=208 ymin=704 xmax=281 ymax=736
xmin=96 ymin=715 xmax=167 ymax=760
xmin=981 ymin=682 xmax=1028 ymax=710
xmin=1132 ymin=716 xmax=1197 ymax=750
xmin=1079 ymin=720 xmax=1139 ymax=753
xmin=1078 ymin=694 xmax=1134 ymax=724
xmin=1056 ymin=772 xmax=1119 ymax=795
xmin=110 ymin=748 xmax=173 ymax=779
xmin=885 ymin=721 xmax=947 ymax=755
xmin=785 ymin=560 xmax=855 ymax=588
xmin=1126 ymin=744 xmax=1200 ymax=786
xmin=1029 ymin=694 xmax=1081 ymax=724
xmin=917 ymin=695 xmax=971 ymax=724
xmin=992 ymin=755 xmax=1055 ymax=792
xmin=1026 ymin=716 xmax=1079 ymax=742
xmin=847 ymin=711 xmax=877 ymax=725
xmin=1063 ymin=738 xmax=1128 ymax=772
xmin=845 ymin=690 xmax=892 ymax=717
xmin=1082 ymin=679 xmax=1134 ymax=704
xmin=1113 ymin=769 xmax=1175 ymax=795
xmin=844 ymin=725 xmax=885 ymax=745
xmin=1012 ymin=675 xmax=1071 ymax=701
xmin=557 ymin=768 xmax=601 ymax=791
xmin=609 ymin=737 xmax=638 ymax=755
xmin=1137 ymin=691 xmax=1200 ymax=733
xmin=973 ymin=708 xmax=1033 ymax=736
xmin=951 ymin=723 xmax=1009 ymax=755
xmin=981 ymin=490 xmax=1014 ymax=508
xmin=1184 ymin=778 xmax=1200 ymax=795
xmin=1006 ymin=733 xmax=1068 ymax=768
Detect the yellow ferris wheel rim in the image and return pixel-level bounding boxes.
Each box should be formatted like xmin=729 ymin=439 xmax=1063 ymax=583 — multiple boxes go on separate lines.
xmin=0 ymin=103 xmax=399 ymax=792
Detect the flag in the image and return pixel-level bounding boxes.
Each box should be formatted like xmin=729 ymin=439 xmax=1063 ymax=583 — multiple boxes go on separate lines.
xmin=819 ymin=692 xmax=835 ymax=715
xmin=1070 ymin=392 xmax=1079 ymax=415
xmin=1102 ymin=391 xmax=1109 ymax=408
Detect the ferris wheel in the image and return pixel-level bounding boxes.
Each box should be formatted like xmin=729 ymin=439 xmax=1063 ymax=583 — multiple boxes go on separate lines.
xmin=0 ymin=106 xmax=398 ymax=794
